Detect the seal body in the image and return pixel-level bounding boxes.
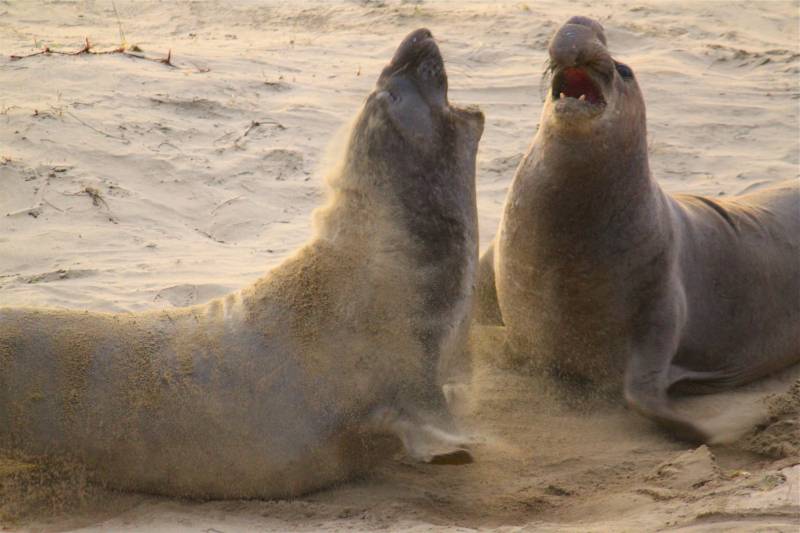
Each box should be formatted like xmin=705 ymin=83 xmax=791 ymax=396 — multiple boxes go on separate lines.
xmin=0 ymin=28 xmax=484 ymax=498
xmin=489 ymin=16 xmax=800 ymax=440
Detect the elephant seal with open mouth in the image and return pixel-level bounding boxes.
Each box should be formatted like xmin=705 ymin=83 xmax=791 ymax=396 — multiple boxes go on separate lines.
xmin=0 ymin=28 xmax=484 ymax=498
xmin=484 ymin=16 xmax=799 ymax=442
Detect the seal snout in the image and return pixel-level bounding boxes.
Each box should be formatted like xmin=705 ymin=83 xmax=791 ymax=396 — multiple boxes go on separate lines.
xmin=549 ymin=17 xmax=608 ymax=68
xmin=376 ymin=28 xmax=448 ymax=110
xmin=548 ymin=17 xmax=610 ymax=112
xmin=564 ymin=16 xmax=607 ymax=46
xmin=385 ymin=28 xmax=443 ymax=77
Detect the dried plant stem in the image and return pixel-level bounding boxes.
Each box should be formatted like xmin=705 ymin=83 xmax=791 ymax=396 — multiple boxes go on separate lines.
xmin=10 ymin=38 xmax=176 ymax=68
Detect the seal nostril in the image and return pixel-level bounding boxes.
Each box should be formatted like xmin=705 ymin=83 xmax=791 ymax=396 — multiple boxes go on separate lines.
xmin=549 ymin=23 xmax=604 ymax=69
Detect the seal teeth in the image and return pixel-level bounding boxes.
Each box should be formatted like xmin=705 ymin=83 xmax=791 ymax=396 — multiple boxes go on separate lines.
xmin=579 ymin=94 xmax=586 ymax=101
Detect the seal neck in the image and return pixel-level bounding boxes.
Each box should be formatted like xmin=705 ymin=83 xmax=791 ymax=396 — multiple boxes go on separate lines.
xmin=543 ymin=121 xmax=650 ymax=199
xmin=513 ymin=123 xmax=655 ymax=249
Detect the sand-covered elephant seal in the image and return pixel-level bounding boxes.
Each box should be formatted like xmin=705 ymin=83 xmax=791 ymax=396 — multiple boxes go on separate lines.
xmin=0 ymin=28 xmax=485 ymax=498
xmin=485 ymin=16 xmax=800 ymax=441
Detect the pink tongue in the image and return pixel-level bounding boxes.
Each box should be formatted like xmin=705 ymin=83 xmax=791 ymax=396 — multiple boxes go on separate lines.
xmin=561 ymin=68 xmax=600 ymax=103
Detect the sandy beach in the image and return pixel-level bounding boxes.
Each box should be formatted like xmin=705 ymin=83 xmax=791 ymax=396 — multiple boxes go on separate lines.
xmin=1 ymin=0 xmax=799 ymax=531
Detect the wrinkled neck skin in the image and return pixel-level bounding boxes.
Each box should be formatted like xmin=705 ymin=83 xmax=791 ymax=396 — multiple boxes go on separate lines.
xmin=542 ymin=105 xmax=648 ymax=188
xmin=321 ymin=105 xmax=479 ymax=319
xmin=526 ymin=88 xmax=656 ymax=249
xmin=337 ymin=111 xmax=478 ymax=383
xmin=316 ymin=108 xmax=478 ymax=259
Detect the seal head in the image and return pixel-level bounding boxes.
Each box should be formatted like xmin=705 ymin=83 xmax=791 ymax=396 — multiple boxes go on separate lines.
xmin=546 ymin=17 xmax=644 ymax=138
xmin=346 ymin=28 xmax=484 ymax=176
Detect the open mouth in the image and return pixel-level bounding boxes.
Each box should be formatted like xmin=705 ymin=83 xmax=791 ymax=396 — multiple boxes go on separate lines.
xmin=552 ymin=67 xmax=605 ymax=106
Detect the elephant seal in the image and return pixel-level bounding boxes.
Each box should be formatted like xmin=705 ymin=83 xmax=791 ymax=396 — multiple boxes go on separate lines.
xmin=0 ymin=28 xmax=485 ymax=498
xmin=486 ymin=16 xmax=800 ymax=441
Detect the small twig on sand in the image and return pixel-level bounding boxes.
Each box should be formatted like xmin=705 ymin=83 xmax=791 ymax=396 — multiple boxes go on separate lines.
xmin=64 ymin=186 xmax=109 ymax=210
xmin=5 ymin=205 xmax=43 ymax=218
xmin=195 ymin=228 xmax=226 ymax=244
xmin=64 ymin=110 xmax=129 ymax=144
xmin=211 ymin=195 xmax=244 ymax=215
xmin=161 ymin=49 xmax=174 ymax=67
xmin=41 ymin=198 xmax=65 ymax=213
xmin=10 ymin=38 xmax=177 ymax=69
xmin=233 ymin=119 xmax=286 ymax=148
xmin=4 ymin=198 xmax=62 ymax=218
xmin=189 ymin=61 xmax=211 ymax=74
xmin=83 ymin=187 xmax=109 ymax=209
xmin=111 ymin=0 xmax=127 ymax=48
xmin=11 ymin=38 xmax=93 ymax=59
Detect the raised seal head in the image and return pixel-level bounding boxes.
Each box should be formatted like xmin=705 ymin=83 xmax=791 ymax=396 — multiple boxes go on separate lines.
xmin=344 ymin=28 xmax=484 ymax=186
xmin=545 ymin=16 xmax=645 ymax=140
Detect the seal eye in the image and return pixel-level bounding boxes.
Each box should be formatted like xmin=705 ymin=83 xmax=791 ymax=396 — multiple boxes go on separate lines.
xmin=615 ymin=61 xmax=634 ymax=80
xmin=377 ymin=90 xmax=400 ymax=105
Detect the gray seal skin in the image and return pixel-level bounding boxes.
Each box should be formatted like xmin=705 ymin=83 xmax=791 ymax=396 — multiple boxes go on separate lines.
xmin=0 ymin=28 xmax=485 ymax=498
xmin=486 ymin=16 xmax=800 ymax=441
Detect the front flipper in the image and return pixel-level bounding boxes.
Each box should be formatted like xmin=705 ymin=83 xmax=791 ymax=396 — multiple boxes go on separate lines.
xmin=625 ymin=354 xmax=711 ymax=443
xmin=668 ymin=364 xmax=748 ymax=395
xmin=368 ymin=406 xmax=474 ymax=465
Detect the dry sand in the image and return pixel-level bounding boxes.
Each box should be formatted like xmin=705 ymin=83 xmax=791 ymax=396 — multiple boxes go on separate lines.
xmin=1 ymin=0 xmax=799 ymax=531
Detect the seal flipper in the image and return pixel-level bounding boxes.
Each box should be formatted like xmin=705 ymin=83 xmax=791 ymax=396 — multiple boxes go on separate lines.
xmin=475 ymin=242 xmax=503 ymax=326
xmin=667 ymin=364 xmax=750 ymax=395
xmin=624 ymin=354 xmax=711 ymax=443
xmin=368 ymin=406 xmax=474 ymax=465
